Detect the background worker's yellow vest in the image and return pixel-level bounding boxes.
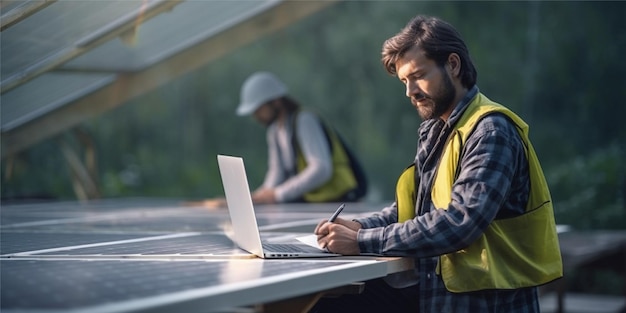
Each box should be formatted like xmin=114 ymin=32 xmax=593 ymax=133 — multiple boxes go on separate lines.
xmin=397 ymin=93 xmax=563 ymax=292
xmin=294 ymin=117 xmax=358 ymax=202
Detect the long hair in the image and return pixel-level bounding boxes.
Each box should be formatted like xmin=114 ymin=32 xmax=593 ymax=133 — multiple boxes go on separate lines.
xmin=279 ymin=96 xmax=300 ymax=114
xmin=381 ymin=15 xmax=477 ymax=88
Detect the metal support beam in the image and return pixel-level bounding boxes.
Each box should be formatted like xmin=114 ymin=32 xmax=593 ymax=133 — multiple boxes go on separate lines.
xmin=0 ymin=0 xmax=184 ymax=94
xmin=0 ymin=0 xmax=57 ymax=31
xmin=0 ymin=0 xmax=339 ymax=159
xmin=59 ymin=128 xmax=101 ymax=201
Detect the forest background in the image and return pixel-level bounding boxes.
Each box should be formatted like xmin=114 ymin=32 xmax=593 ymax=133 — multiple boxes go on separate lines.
xmin=2 ymin=2 xmax=624 ymax=230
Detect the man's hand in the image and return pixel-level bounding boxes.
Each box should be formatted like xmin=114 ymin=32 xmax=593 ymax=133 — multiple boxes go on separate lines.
xmin=182 ymin=197 xmax=226 ymax=209
xmin=314 ymin=217 xmax=362 ymax=255
xmin=251 ymin=188 xmax=277 ymax=204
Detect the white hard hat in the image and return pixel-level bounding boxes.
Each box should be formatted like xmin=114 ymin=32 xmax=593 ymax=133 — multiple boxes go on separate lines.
xmin=236 ymin=71 xmax=288 ymax=116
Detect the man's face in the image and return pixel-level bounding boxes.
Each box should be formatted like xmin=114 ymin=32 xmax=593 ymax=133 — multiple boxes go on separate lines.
xmin=395 ymin=46 xmax=456 ymax=120
xmin=253 ymin=101 xmax=280 ymax=127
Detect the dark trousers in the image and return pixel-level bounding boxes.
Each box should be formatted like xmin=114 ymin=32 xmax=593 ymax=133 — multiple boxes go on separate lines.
xmin=309 ymin=278 xmax=420 ymax=313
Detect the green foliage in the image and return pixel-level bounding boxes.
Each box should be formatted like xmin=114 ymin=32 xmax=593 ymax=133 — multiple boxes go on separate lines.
xmin=547 ymin=143 xmax=625 ymax=230
xmin=2 ymin=1 xmax=625 ymax=231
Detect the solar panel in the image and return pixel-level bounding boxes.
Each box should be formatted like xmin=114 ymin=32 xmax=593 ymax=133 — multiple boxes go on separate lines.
xmin=0 ymin=197 xmax=389 ymax=312
xmin=0 ymin=258 xmax=362 ymax=311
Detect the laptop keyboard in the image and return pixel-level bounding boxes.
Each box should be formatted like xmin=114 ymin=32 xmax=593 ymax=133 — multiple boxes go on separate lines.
xmin=262 ymin=243 xmax=320 ymax=253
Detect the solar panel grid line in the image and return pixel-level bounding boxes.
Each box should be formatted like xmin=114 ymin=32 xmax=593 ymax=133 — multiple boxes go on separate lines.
xmin=3 ymin=253 xmax=257 ymax=261
xmin=2 ymin=232 xmax=200 ymax=257
xmin=1 ymin=208 xmax=204 ymax=229
xmin=0 ymin=231 xmax=162 ymax=255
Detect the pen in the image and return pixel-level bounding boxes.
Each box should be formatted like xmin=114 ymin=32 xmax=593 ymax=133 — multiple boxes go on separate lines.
xmin=328 ymin=203 xmax=345 ymax=223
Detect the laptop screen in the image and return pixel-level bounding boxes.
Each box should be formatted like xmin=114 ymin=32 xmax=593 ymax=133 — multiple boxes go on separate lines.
xmin=217 ymin=155 xmax=264 ymax=257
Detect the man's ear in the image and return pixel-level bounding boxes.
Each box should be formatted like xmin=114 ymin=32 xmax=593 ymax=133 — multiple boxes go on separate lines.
xmin=447 ymin=53 xmax=461 ymax=77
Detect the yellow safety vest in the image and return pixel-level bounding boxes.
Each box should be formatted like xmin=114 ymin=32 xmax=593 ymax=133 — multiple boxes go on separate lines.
xmin=293 ymin=115 xmax=358 ymax=202
xmin=396 ymin=93 xmax=563 ymax=292
xmin=396 ymin=163 xmax=418 ymax=223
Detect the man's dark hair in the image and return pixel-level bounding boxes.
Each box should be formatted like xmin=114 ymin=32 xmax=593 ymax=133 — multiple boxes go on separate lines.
xmin=381 ymin=15 xmax=477 ymax=88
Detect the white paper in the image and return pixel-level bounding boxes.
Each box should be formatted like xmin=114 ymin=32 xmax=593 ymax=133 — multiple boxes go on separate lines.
xmin=296 ymin=234 xmax=322 ymax=249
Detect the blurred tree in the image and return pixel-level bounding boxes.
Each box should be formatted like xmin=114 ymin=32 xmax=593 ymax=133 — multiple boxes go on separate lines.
xmin=2 ymin=1 xmax=624 ymax=232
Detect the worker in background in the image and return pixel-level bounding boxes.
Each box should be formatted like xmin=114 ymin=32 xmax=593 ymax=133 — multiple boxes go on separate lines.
xmin=235 ymin=71 xmax=367 ymax=204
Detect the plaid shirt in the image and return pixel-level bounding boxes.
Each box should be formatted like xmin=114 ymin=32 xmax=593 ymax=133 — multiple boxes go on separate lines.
xmin=355 ymin=86 xmax=540 ymax=312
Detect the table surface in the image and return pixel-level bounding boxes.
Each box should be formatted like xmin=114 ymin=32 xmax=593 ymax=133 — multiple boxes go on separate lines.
xmin=0 ymin=198 xmax=410 ymax=313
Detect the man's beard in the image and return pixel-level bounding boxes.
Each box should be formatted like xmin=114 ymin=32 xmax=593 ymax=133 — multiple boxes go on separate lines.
xmin=411 ymin=69 xmax=456 ymax=120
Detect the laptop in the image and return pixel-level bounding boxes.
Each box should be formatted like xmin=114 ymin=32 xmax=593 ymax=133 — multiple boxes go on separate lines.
xmin=217 ymin=154 xmax=341 ymax=258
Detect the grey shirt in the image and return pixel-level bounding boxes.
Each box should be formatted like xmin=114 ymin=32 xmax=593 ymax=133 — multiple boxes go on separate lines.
xmin=260 ymin=111 xmax=333 ymax=202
